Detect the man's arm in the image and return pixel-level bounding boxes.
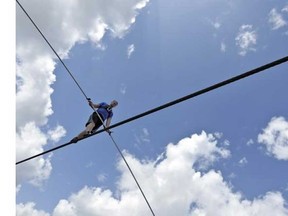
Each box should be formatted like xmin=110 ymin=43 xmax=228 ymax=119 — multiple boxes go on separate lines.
xmin=88 ymin=100 xmax=100 ymax=108
xmin=106 ymin=117 xmax=112 ymax=128
xmin=105 ymin=117 xmax=113 ymax=134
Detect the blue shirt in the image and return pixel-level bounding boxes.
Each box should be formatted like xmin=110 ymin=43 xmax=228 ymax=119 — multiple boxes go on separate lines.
xmin=97 ymin=102 xmax=113 ymax=120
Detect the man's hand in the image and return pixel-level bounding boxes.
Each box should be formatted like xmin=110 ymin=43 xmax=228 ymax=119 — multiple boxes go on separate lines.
xmin=106 ymin=129 xmax=113 ymax=135
xmin=88 ymin=100 xmax=93 ymax=107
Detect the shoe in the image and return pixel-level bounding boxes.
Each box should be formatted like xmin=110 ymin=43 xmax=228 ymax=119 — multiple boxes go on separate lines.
xmin=70 ymin=137 xmax=78 ymax=143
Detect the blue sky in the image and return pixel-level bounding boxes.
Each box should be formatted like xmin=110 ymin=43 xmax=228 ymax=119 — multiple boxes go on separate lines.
xmin=13 ymin=0 xmax=288 ymax=215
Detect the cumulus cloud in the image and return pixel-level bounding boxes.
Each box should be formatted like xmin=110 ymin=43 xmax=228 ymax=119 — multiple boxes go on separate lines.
xmin=16 ymin=122 xmax=52 ymax=187
xmin=16 ymin=55 xmax=56 ymax=127
xmin=258 ymin=116 xmax=288 ymax=160
xmin=17 ymin=131 xmax=288 ymax=216
xmin=17 ymin=202 xmax=50 ymax=216
xmin=268 ymin=8 xmax=287 ymax=30
xmin=16 ymin=0 xmax=150 ymax=187
xmin=47 ymin=125 xmax=66 ymax=143
xmin=127 ymin=44 xmax=135 ymax=58
xmin=235 ymin=25 xmax=257 ymax=56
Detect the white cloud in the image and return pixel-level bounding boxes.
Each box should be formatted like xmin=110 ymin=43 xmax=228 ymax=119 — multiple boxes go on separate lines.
xmin=223 ymin=139 xmax=230 ymax=146
xmin=213 ymin=132 xmax=223 ymax=139
xmin=258 ymin=116 xmax=288 ymax=160
xmin=134 ymin=128 xmax=151 ymax=147
xmin=16 ymin=185 xmax=22 ymax=194
xmin=47 ymin=125 xmax=66 ymax=143
xmin=283 ymin=5 xmax=288 ymax=13
xmin=220 ymin=42 xmax=226 ymax=52
xmin=16 ymin=202 xmax=50 ymax=216
xmin=16 ymin=0 xmax=150 ymax=187
xmin=16 ymin=131 xmax=288 ymax=216
xmin=85 ymin=161 xmax=95 ymax=168
xmin=127 ymin=44 xmax=135 ymax=58
xmin=228 ymin=172 xmax=236 ymax=179
xmin=235 ymin=25 xmax=257 ymax=56
xmin=16 ymin=122 xmax=52 ymax=187
xmin=268 ymin=8 xmax=287 ymax=30
xmin=238 ymin=157 xmax=248 ymax=167
xmin=97 ymin=173 xmax=108 ymax=183
xmin=142 ymin=128 xmax=150 ymax=141
xmin=211 ymin=21 xmax=221 ymax=29
xmin=120 ymin=83 xmax=127 ymax=95
xmin=246 ymin=139 xmax=254 ymax=146
xmin=207 ymin=17 xmax=222 ymax=30
xmin=16 ymin=57 xmax=56 ymax=128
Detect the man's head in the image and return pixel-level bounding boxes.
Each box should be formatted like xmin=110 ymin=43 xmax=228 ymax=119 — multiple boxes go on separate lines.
xmin=110 ymin=100 xmax=118 ymax=108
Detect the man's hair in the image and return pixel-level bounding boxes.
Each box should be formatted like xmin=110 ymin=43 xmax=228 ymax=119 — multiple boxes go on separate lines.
xmin=111 ymin=100 xmax=118 ymax=106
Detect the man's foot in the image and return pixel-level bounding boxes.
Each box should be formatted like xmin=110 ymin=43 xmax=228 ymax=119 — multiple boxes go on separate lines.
xmin=70 ymin=137 xmax=79 ymax=143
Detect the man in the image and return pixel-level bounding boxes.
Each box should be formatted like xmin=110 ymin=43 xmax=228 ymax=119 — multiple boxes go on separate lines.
xmin=70 ymin=99 xmax=118 ymax=143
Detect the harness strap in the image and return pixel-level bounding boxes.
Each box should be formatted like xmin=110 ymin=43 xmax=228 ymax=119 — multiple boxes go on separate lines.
xmin=99 ymin=104 xmax=112 ymax=112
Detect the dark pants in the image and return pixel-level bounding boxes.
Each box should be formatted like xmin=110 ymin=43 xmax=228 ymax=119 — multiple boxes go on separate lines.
xmin=85 ymin=112 xmax=104 ymax=133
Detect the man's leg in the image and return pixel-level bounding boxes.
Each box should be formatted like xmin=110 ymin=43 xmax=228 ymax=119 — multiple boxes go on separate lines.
xmin=71 ymin=122 xmax=95 ymax=143
xmin=85 ymin=122 xmax=95 ymax=134
xmin=78 ymin=122 xmax=95 ymax=138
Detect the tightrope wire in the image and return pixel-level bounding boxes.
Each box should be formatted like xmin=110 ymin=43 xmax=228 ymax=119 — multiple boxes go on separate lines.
xmin=17 ymin=1 xmax=155 ymax=215
xmin=16 ymin=55 xmax=288 ymax=165
xmin=16 ymin=1 xmax=288 ymax=215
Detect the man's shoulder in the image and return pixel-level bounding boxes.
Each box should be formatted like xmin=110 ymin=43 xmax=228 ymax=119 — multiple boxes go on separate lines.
xmin=99 ymin=102 xmax=108 ymax=106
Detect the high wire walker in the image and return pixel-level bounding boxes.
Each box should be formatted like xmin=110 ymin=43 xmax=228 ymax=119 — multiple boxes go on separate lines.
xmin=16 ymin=1 xmax=156 ymax=215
